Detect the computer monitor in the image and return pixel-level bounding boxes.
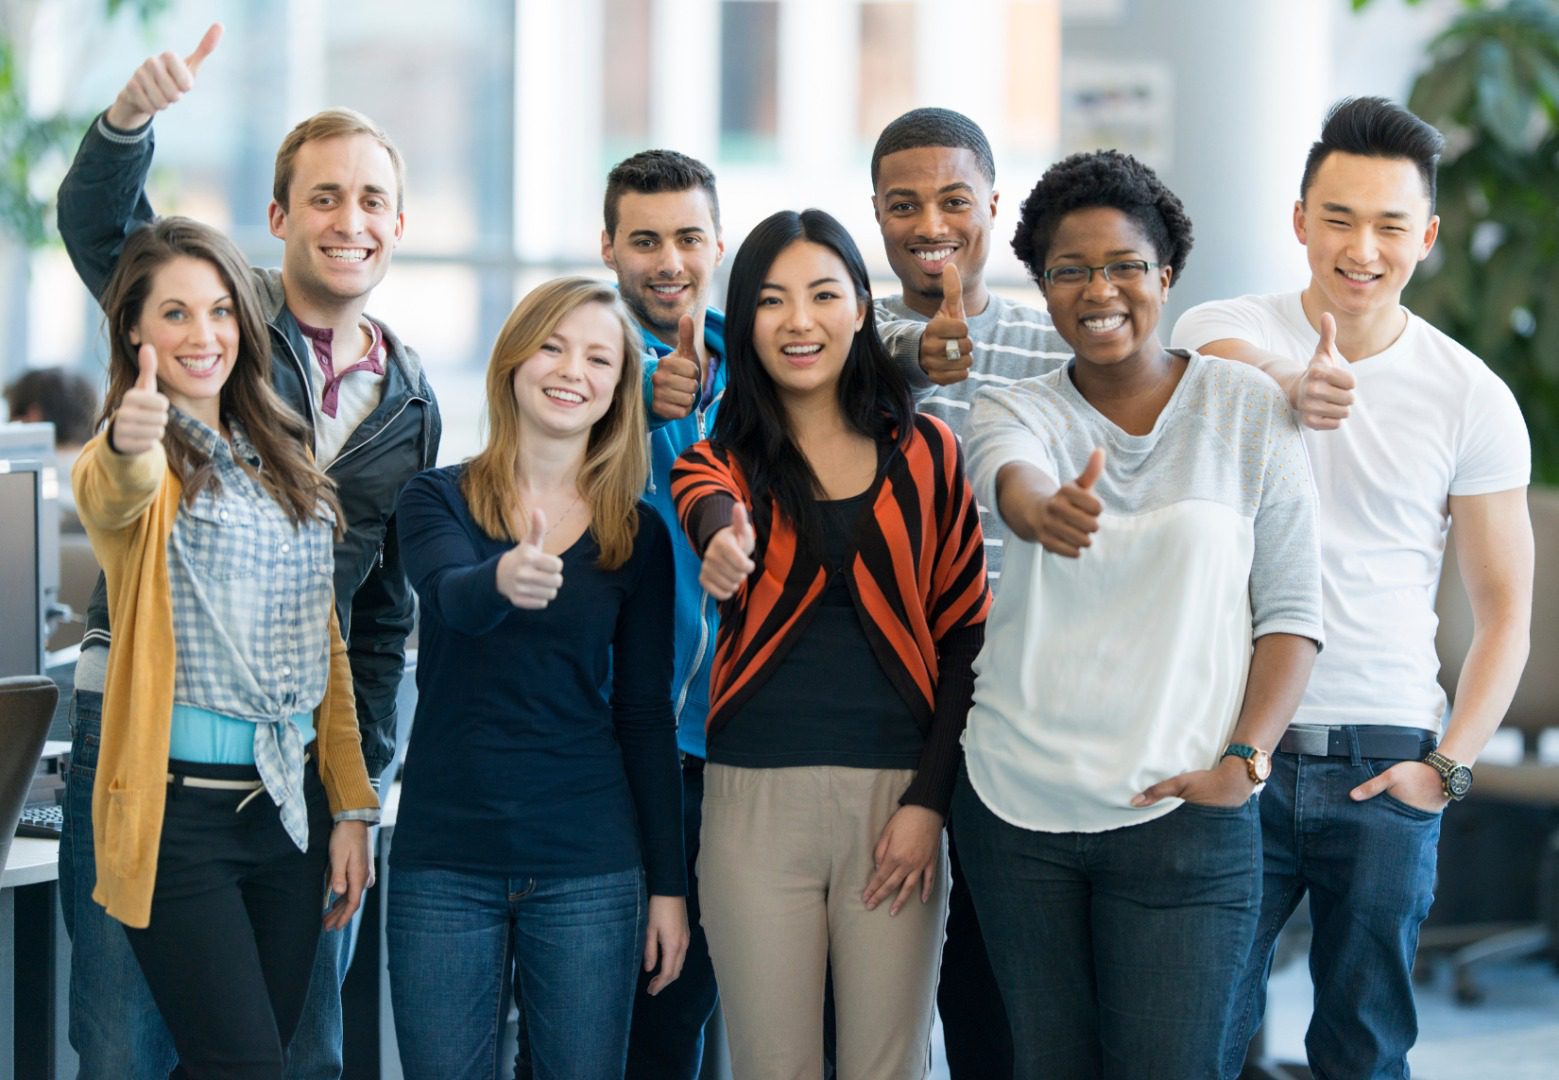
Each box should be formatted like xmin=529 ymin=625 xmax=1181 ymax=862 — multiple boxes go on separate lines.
xmin=0 ymin=462 xmax=45 ymax=676
xmin=0 ymin=422 xmax=60 ymax=625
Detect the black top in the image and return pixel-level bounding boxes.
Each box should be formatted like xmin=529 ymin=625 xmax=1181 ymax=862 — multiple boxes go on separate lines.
xmin=710 ymin=491 xmax=923 ymax=769
xmin=389 ymin=465 xmax=685 ymax=896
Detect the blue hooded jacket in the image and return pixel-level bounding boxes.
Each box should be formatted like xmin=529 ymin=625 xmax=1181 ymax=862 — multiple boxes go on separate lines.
xmin=640 ymin=308 xmax=725 ymax=758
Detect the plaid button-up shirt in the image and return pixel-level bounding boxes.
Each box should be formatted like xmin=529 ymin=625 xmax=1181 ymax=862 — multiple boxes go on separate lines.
xmin=166 ymin=412 xmax=342 ymax=848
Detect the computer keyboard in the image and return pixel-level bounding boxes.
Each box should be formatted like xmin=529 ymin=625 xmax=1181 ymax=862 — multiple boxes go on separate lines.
xmin=14 ymin=803 xmax=64 ymax=839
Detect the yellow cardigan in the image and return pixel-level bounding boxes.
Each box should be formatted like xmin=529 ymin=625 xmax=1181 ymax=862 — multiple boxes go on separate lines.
xmin=73 ymin=430 xmax=379 ymax=928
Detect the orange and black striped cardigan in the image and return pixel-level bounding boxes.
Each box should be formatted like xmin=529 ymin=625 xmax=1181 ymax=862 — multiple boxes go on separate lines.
xmin=671 ymin=413 xmax=992 ymax=814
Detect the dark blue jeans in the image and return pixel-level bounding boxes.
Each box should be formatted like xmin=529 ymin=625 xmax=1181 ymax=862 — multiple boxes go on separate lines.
xmin=1225 ymin=744 xmax=1441 ymax=1080
xmin=953 ymin=772 xmax=1260 ymax=1080
xmin=387 ymin=863 xmax=645 ymax=1080
xmin=283 ymin=858 xmax=368 ymax=1080
xmin=59 ymin=688 xmax=180 ymax=1079
xmin=626 ymin=758 xmax=719 ymax=1079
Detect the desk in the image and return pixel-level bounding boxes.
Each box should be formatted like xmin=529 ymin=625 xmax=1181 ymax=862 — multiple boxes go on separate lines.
xmin=2 ymin=787 xmax=405 ymax=1080
xmin=0 ymin=837 xmax=74 ymax=1080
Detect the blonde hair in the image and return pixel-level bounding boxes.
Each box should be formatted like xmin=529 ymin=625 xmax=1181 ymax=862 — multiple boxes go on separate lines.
xmin=273 ymin=108 xmax=407 ymax=212
xmin=461 ymin=278 xmax=648 ymax=570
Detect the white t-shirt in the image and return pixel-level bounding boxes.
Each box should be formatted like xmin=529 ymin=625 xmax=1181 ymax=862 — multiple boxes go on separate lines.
xmin=1172 ymin=291 xmax=1530 ymax=733
xmin=963 ymin=352 xmax=1323 ymax=833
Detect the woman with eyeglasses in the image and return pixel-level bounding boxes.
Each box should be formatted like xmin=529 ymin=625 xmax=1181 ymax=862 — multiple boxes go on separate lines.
xmin=952 ymin=150 xmax=1325 ymax=1078
xmin=671 ymin=208 xmax=990 ymax=1079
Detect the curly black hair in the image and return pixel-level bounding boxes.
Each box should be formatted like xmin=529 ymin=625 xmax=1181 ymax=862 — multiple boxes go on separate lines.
xmin=1010 ymin=150 xmax=1193 ymax=288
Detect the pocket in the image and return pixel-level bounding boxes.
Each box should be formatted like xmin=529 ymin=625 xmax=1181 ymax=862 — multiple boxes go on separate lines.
xmin=69 ymin=699 xmax=102 ymax=775
xmin=1362 ymin=757 xmax=1445 ymax=821
xmin=103 ymin=781 xmax=156 ymax=878
xmin=302 ymin=505 xmax=339 ymax=580
xmin=1176 ymin=797 xmax=1255 ymax=817
xmin=182 ymin=494 xmax=259 ymax=580
xmin=700 ymin=764 xmax=762 ymax=805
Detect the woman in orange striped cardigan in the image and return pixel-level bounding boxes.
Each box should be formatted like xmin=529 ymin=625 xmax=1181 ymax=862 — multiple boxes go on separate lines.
xmin=671 ymin=208 xmax=991 ymax=1080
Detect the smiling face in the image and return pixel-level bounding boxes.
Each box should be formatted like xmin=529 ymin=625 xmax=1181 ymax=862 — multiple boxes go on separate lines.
xmin=1295 ymin=150 xmax=1438 ymax=325
xmin=602 ymin=188 xmax=724 ymax=345
xmin=752 ymin=240 xmax=867 ymax=405
xmin=268 ymin=133 xmax=405 ymax=322
xmin=872 ymin=145 xmax=996 ymax=318
xmin=1039 ymin=207 xmax=1171 ymax=371
xmin=128 ymin=256 xmax=240 ymax=426
xmin=510 ymin=300 xmax=627 ymax=441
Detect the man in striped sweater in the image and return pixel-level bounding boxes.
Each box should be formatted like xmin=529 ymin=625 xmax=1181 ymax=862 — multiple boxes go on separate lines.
xmin=870 ymin=107 xmax=1069 ymax=1080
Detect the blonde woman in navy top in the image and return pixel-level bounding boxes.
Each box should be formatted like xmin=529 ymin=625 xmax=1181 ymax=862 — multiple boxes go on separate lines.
xmin=389 ymin=277 xmax=688 ymax=1080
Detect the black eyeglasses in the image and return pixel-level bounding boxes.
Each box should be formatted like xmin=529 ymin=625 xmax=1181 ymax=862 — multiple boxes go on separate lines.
xmin=1041 ymin=260 xmax=1159 ymax=288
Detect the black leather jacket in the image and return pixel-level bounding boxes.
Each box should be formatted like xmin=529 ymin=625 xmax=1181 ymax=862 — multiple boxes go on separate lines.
xmin=60 ymin=115 xmax=441 ymax=778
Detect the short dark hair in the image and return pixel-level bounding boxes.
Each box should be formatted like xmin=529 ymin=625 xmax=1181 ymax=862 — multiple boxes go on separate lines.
xmin=1011 ymin=149 xmax=1193 ymax=287
xmin=1300 ymin=96 xmax=1444 ymax=210
xmin=4 ymin=368 xmax=99 ymax=446
xmin=603 ymin=150 xmax=720 ymax=238
xmin=716 ymin=208 xmax=913 ymax=560
xmin=870 ymin=107 xmax=995 ymax=188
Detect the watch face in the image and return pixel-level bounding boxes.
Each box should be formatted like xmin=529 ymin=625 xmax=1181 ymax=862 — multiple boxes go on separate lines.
xmin=1251 ymin=750 xmax=1273 ymax=782
xmin=1448 ymin=766 xmax=1473 ymax=798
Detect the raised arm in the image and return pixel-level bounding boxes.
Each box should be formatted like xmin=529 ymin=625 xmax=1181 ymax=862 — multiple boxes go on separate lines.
xmin=57 ymin=24 xmax=223 ymax=300
xmin=876 ymin=264 xmax=976 ymax=389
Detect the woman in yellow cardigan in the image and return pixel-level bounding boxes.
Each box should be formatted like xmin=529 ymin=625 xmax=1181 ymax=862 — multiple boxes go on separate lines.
xmin=73 ymin=217 xmax=378 ymax=1080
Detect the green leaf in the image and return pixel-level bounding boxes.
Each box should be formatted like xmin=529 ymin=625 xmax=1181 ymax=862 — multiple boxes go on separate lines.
xmin=1476 ymin=38 xmax=1535 ymax=152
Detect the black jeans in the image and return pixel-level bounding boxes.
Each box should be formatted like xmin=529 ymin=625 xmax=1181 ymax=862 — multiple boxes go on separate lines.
xmin=123 ymin=758 xmax=332 ymax=1080
xmin=939 ymin=832 xmax=1014 ymax=1078
xmin=626 ymin=756 xmax=720 ymax=1079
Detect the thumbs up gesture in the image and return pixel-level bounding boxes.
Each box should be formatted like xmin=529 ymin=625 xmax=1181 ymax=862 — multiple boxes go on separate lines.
xmin=1032 ymin=449 xmax=1104 ymax=558
xmin=650 ymin=314 xmax=703 ymax=420
xmin=918 ymin=264 xmax=974 ymax=386
xmin=111 ymin=345 xmax=171 ymax=455
xmin=1292 ymin=312 xmax=1356 ymax=431
xmin=496 ymin=508 xmax=566 ymax=609
xmin=700 ymin=503 xmax=756 ymax=600
xmin=106 ymin=22 xmax=223 ymax=132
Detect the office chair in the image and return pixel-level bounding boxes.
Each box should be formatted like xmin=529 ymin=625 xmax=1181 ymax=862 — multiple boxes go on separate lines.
xmin=1418 ymin=487 xmax=1559 ymax=1003
xmin=0 ymin=674 xmax=60 ymax=874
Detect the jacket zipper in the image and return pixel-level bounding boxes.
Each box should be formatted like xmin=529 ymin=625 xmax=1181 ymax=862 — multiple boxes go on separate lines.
xmin=673 ymin=591 xmax=712 ymax=722
xmin=328 ymin=395 xmax=427 ymax=474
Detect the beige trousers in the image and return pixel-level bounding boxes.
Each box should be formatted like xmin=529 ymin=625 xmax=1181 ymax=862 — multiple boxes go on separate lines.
xmin=699 ymin=764 xmax=950 ymax=1080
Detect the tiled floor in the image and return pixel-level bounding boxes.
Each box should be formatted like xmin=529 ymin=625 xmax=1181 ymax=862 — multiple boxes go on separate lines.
xmin=1264 ymin=954 xmax=1559 ymax=1079
xmin=926 ymin=953 xmax=1559 ymax=1079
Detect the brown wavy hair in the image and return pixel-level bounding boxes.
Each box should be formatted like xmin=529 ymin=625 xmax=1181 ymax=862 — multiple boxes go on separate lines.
xmin=460 ymin=277 xmax=647 ymax=570
xmin=97 ymin=216 xmax=341 ymax=531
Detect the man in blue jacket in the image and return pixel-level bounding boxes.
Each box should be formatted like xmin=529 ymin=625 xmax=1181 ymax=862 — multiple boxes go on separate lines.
xmin=601 ymin=149 xmax=725 ymax=1080
xmin=56 ymin=24 xmax=439 ymax=1080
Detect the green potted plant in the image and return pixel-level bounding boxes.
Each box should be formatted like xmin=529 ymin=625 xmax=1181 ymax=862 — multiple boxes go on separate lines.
xmin=1363 ymin=0 xmax=1559 ymax=482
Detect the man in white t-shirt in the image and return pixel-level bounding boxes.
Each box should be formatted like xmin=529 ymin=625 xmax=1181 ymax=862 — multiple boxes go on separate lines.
xmin=1172 ymin=96 xmax=1533 ymax=1079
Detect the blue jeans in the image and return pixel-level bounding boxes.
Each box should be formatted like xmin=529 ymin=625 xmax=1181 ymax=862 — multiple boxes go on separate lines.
xmin=953 ymin=772 xmax=1260 ymax=1080
xmin=388 ymin=863 xmax=645 ymax=1080
xmin=1225 ymin=744 xmax=1441 ymax=1080
xmin=59 ymin=688 xmax=180 ymax=1080
xmin=625 ymin=759 xmax=718 ymax=1080
xmin=283 ymin=873 xmax=367 ymax=1080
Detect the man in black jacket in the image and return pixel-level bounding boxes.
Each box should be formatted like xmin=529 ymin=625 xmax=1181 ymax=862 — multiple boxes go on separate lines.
xmin=57 ymin=23 xmax=439 ymax=1080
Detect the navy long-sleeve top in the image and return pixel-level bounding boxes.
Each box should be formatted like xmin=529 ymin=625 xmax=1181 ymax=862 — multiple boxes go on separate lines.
xmin=390 ymin=464 xmax=685 ymax=896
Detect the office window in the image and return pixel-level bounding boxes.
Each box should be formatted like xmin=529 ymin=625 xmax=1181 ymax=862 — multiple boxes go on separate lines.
xmin=719 ymin=0 xmax=779 ymax=161
xmin=1004 ymin=0 xmax=1061 ymax=160
xmin=858 ymin=2 xmax=916 ymax=141
xmin=603 ymin=0 xmax=653 ymax=158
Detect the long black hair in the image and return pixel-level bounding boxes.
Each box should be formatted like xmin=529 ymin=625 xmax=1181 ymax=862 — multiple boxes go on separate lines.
xmin=714 ymin=208 xmax=914 ymax=558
